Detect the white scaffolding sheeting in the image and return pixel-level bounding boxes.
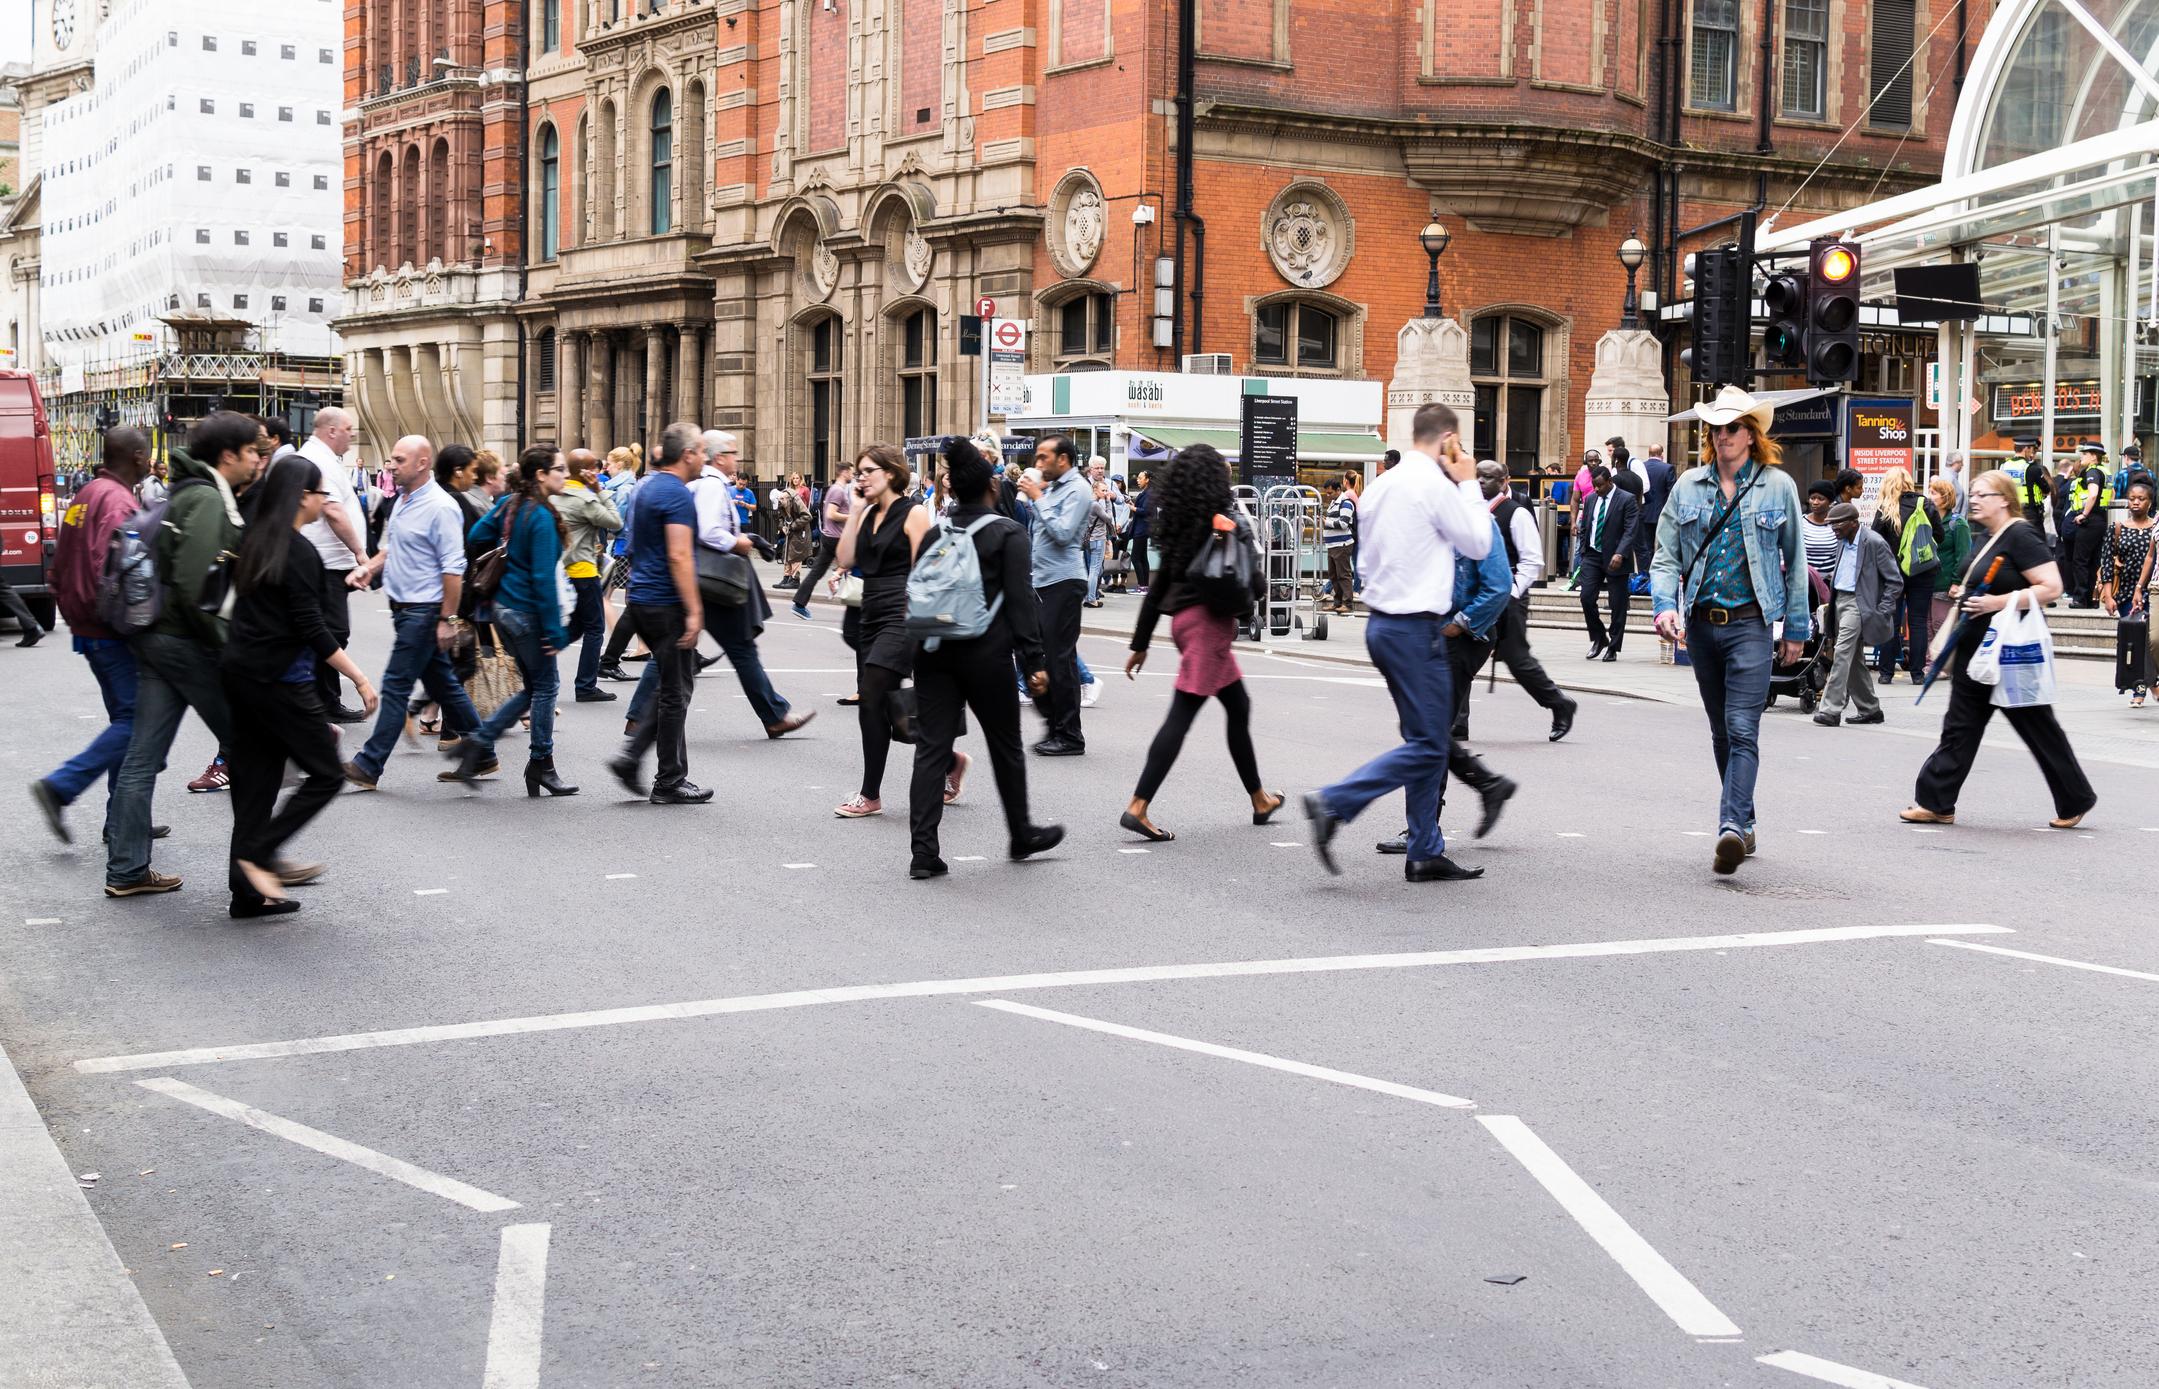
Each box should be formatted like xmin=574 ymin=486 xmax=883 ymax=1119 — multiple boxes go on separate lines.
xmin=39 ymin=0 xmax=345 ymax=371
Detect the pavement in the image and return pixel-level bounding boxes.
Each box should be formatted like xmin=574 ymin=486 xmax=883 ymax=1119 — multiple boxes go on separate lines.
xmin=4 ymin=577 xmax=2159 ymax=1387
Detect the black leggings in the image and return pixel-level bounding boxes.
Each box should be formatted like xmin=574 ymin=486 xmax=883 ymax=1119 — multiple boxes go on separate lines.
xmin=859 ymin=661 xmax=907 ymax=800
xmin=1133 ymin=681 xmax=1260 ymax=803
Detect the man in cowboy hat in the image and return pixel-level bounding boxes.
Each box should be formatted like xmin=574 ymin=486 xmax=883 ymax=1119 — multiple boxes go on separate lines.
xmin=1651 ymin=385 xmax=1812 ymax=876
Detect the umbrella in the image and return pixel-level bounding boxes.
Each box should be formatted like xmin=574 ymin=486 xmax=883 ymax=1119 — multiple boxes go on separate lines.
xmin=1914 ymin=554 xmax=2006 ymax=703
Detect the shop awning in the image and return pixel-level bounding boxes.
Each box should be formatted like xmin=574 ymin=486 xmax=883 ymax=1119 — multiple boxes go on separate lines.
xmin=1130 ymin=425 xmax=1384 ymax=462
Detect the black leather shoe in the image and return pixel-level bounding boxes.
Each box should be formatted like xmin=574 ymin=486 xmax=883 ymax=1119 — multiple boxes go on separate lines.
xmin=1849 ymin=710 xmax=1885 ymax=725
xmin=695 ymin=652 xmax=722 ymax=673
xmin=1031 ymin=738 xmax=1085 ymax=757
xmin=1549 ymin=698 xmax=1577 ymax=742
xmin=1010 ymin=824 xmax=1065 ymax=860
xmin=575 ymin=689 xmax=618 ymax=703
xmin=1713 ymin=830 xmax=1747 ymax=875
xmin=1475 ymin=776 xmax=1517 ymax=840
xmin=599 ymin=663 xmax=633 ymax=683
xmin=326 ymin=703 xmax=369 ymax=723
xmin=1376 ymin=830 xmax=1409 ymax=855
xmin=229 ymin=897 xmax=302 ymax=919
xmin=607 ymin=754 xmax=649 ymax=797
xmin=1406 ymin=856 xmax=1484 ymax=882
xmin=16 ymin=626 xmax=44 ymax=647
xmin=1812 ymin=711 xmax=1842 ymax=727
xmin=649 ymin=780 xmax=715 ymax=805
xmin=910 ymin=859 xmax=950 ymax=880
xmin=1586 ymin=641 xmax=1607 ymax=660
xmin=1600 ymin=649 xmax=1619 ymax=663
xmin=1302 ymin=792 xmax=1343 ymax=876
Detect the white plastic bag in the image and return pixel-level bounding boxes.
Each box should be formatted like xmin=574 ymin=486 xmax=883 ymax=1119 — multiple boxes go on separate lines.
xmin=1966 ymin=598 xmax=2008 ymax=686
xmin=1988 ymin=590 xmax=2056 ymax=708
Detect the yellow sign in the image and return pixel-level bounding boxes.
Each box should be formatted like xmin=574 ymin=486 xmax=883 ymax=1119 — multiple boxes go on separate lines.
xmin=131 ymin=332 xmax=155 ymax=343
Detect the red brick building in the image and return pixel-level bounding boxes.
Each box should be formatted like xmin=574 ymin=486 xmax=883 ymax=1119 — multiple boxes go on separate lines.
xmin=344 ymin=0 xmax=1991 ymax=475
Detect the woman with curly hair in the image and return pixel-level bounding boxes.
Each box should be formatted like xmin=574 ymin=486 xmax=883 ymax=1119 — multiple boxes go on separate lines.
xmin=1119 ymin=444 xmax=1282 ymax=841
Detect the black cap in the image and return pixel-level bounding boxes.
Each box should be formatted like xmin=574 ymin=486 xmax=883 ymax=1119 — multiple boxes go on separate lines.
xmin=2126 ymin=444 xmax=2143 ymax=458
xmin=2012 ymin=436 xmax=2041 ymax=448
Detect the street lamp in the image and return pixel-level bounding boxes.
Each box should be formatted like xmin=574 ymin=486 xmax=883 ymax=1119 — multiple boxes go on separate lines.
xmin=1616 ymin=229 xmax=1648 ymax=330
xmin=1420 ymin=220 xmax=1452 ymax=319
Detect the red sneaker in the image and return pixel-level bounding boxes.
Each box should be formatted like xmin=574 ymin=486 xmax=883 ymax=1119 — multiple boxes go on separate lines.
xmin=186 ymin=758 xmax=229 ymax=793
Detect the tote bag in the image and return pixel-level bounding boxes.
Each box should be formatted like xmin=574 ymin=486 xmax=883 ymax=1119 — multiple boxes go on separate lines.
xmin=1988 ymin=590 xmax=2057 ymax=708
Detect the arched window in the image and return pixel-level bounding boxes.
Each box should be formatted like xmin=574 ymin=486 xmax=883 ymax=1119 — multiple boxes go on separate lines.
xmin=805 ymin=316 xmax=842 ymax=480
xmin=1254 ymin=299 xmax=1339 ymax=372
xmin=372 ymin=150 xmax=393 ymax=269
xmin=648 ymin=88 xmax=673 ymax=236
xmin=398 ymin=145 xmax=419 ymax=266
xmin=899 ymin=308 xmax=938 ymax=439
xmin=428 ymin=136 xmax=451 ymax=263
xmin=537 ymin=125 xmax=560 ymax=260
xmin=1056 ymin=291 xmax=1115 ymax=366
xmin=1470 ymin=314 xmax=1549 ymax=478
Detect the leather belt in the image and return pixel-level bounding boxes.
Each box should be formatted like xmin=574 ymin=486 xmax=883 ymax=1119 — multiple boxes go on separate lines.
xmin=1367 ymin=608 xmax=1449 ymax=622
xmin=1691 ymin=601 xmax=1763 ymax=626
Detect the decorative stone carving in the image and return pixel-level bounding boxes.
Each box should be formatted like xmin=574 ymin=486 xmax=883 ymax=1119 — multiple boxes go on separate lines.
xmin=903 ymin=229 xmax=933 ymax=289
xmin=1584 ymin=329 xmax=1670 ymax=463
xmin=1046 ymin=169 xmax=1106 ymax=278
xmin=810 ymin=241 xmax=839 ymax=300
xmin=1386 ymin=316 xmax=1474 ymax=456
xmin=1262 ymin=181 xmax=1353 ymax=290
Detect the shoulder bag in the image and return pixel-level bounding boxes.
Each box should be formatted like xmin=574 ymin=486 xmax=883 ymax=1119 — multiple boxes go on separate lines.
xmin=468 ymin=498 xmax=521 ymax=605
xmin=695 ymin=542 xmax=753 ymax=609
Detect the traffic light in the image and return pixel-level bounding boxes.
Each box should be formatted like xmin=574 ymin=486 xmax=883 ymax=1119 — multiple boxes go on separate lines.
xmin=1762 ymin=270 xmax=1808 ymax=369
xmin=1680 ymin=246 xmax=1750 ymax=387
xmin=1805 ymin=238 xmax=1862 ymax=385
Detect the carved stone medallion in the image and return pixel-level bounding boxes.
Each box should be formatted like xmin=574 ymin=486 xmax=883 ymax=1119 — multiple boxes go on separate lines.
xmin=903 ymin=229 xmax=933 ymax=289
xmin=1261 ymin=182 xmax=1354 ymax=290
xmin=810 ymin=241 xmax=840 ymax=300
xmin=1046 ymin=170 xmax=1106 ymax=278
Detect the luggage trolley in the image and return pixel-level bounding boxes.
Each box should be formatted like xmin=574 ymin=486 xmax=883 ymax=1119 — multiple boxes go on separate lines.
xmin=1259 ymin=484 xmax=1329 ymax=642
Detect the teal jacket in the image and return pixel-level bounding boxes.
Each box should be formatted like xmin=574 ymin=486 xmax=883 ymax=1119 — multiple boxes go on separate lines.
xmin=1650 ymin=462 xmax=1811 ymax=643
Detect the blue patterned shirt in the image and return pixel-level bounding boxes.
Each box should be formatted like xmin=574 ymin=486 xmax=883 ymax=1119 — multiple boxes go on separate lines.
xmin=1694 ymin=463 xmax=1758 ymax=609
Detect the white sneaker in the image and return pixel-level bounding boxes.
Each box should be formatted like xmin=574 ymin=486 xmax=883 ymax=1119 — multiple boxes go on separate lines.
xmin=1081 ymin=682 xmax=1101 ymax=708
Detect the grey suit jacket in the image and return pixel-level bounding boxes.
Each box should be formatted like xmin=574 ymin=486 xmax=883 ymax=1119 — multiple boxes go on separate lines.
xmin=1845 ymin=526 xmax=1904 ymax=647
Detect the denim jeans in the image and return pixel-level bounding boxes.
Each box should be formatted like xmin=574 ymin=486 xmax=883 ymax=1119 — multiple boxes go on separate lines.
xmin=104 ymin=633 xmax=232 ymax=887
xmin=570 ymin=576 xmax=607 ymax=693
xmin=1315 ymin=614 xmax=1455 ymax=862
xmin=1084 ymin=536 xmax=1106 ymax=602
xmin=474 ymin=606 xmax=560 ymax=759
xmin=353 ymin=606 xmax=481 ymax=780
xmin=46 ymin=638 xmax=138 ymax=805
xmin=1685 ymin=613 xmax=1773 ymax=835
xmin=707 ymin=600 xmax=789 ymax=726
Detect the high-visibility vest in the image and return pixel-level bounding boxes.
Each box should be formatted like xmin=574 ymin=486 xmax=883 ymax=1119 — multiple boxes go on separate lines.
xmin=2071 ymin=475 xmax=2115 ymax=513
xmin=2019 ymin=472 xmax=2047 ymax=508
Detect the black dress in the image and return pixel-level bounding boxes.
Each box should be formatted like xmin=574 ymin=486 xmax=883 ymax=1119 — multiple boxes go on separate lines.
xmin=856 ymin=495 xmax=920 ymax=675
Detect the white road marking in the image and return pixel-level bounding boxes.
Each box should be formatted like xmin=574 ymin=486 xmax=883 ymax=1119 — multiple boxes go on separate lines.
xmin=1682 ymin=831 xmax=1713 ymax=837
xmin=782 ymin=863 xmax=817 ymax=870
xmin=1557 ymin=832 xmax=1586 ymax=838
xmin=481 ymin=1224 xmax=552 ymax=1389
xmin=979 ymin=999 xmax=1474 ymax=1106
xmin=134 ymin=1078 xmax=518 ymax=1213
xmin=73 ymin=923 xmax=2010 ymax=1074
xmin=1797 ymin=829 xmax=1828 ymax=835
xmin=1758 ymin=1349 xmax=1931 ymax=1388
xmin=604 ymin=873 xmax=637 ymax=880
xmin=1908 ymin=827 xmax=1943 ymax=834
xmin=414 ymin=888 xmax=449 ymax=896
xmin=1119 ymin=847 xmax=1150 ymax=854
xmin=25 ymin=918 xmax=61 ymax=926
xmin=1931 ymin=938 xmax=2159 ymax=985
xmin=1478 ymin=1114 xmax=1740 ymax=1339
xmin=954 ymin=856 xmax=986 ymax=862
xmin=1269 ymin=841 xmax=1301 ymax=848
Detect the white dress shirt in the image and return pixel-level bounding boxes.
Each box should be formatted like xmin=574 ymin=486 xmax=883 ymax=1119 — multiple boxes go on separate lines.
xmin=689 ymin=467 xmax=741 ymax=551
xmin=297 ymin=435 xmax=360 ymax=570
xmin=1354 ymin=450 xmax=1493 ymax=615
xmin=1493 ymin=495 xmax=1545 ymax=598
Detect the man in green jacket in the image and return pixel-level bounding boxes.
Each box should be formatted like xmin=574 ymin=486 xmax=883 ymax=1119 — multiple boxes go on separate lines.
xmin=104 ymin=412 xmax=259 ymax=897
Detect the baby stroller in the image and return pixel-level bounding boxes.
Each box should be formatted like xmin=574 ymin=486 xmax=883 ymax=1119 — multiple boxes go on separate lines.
xmin=1765 ymin=568 xmax=1834 ymax=713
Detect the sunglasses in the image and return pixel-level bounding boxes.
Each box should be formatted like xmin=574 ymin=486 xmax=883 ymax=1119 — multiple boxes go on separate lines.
xmin=1709 ymin=422 xmax=1752 ymax=436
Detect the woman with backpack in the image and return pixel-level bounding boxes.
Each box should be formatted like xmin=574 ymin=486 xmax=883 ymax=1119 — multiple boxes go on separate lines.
xmin=447 ymin=445 xmax=576 ymax=796
xmin=832 ymin=443 xmax=934 ymax=819
xmin=903 ymin=437 xmax=1065 ymax=878
xmin=1118 ymin=444 xmax=1283 ymax=842
xmin=1871 ymin=468 xmax=1942 ymax=684
xmin=219 ymin=457 xmax=379 ymax=918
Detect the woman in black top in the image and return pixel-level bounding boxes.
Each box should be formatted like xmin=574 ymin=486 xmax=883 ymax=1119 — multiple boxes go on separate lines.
xmin=904 ymin=437 xmax=1065 ymax=878
xmin=1120 ymin=444 xmax=1282 ymax=841
xmin=1904 ymin=469 xmax=2095 ymax=829
xmin=832 ymin=443 xmax=934 ymax=819
xmin=220 ymin=458 xmax=379 ymax=918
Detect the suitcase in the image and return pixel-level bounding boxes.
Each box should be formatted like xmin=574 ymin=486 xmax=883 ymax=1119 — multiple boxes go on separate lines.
xmin=2115 ymin=612 xmax=2154 ymax=691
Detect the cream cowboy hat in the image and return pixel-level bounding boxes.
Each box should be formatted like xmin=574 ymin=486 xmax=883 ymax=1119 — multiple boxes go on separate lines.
xmin=1694 ymin=384 xmax=1775 ymax=433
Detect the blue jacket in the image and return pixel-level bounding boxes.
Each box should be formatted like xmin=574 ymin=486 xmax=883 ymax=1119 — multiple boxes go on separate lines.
xmin=471 ymin=494 xmax=569 ymax=649
xmin=604 ymin=471 xmax=639 ymax=556
xmin=1029 ymin=468 xmax=1092 ymax=587
xmin=1451 ymin=519 xmax=1513 ymax=640
xmin=1650 ymin=462 xmax=1811 ymax=642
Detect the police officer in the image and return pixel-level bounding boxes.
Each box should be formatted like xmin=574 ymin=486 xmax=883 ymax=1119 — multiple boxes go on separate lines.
xmin=2068 ymin=441 xmax=2114 ymax=607
xmin=2011 ymin=437 xmax=2050 ymax=531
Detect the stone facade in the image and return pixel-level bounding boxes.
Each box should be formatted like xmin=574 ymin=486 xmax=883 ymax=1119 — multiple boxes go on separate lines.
xmin=337 ymin=0 xmax=527 ymax=465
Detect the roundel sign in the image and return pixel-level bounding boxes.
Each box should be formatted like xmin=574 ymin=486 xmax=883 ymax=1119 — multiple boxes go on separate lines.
xmin=993 ymin=320 xmax=1024 ymax=351
xmin=975 ymin=296 xmax=997 ymax=319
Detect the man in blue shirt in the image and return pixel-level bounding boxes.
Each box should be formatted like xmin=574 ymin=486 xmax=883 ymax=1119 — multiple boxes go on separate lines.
xmin=341 ymin=435 xmax=485 ymax=790
xmin=1018 ymin=434 xmax=1093 ymax=755
xmin=606 ymin=422 xmax=710 ymax=804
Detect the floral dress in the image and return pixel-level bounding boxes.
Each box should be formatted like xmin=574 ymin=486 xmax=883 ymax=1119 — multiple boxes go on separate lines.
xmin=2098 ymin=521 xmax=2156 ymax=612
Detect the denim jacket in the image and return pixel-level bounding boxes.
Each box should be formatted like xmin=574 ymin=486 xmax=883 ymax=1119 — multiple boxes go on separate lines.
xmin=1650 ymin=462 xmax=1811 ymax=643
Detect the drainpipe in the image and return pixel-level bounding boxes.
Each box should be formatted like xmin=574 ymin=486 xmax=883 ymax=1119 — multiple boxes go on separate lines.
xmin=1171 ymin=0 xmax=1195 ymax=365
xmin=1952 ymin=0 xmax=1969 ymax=96
xmin=513 ymin=15 xmax=530 ymax=449
xmin=1756 ymin=0 xmax=1776 ymax=156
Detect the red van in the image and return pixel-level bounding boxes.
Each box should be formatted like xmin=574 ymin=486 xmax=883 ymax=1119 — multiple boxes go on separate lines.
xmin=0 ymin=370 xmax=59 ymax=631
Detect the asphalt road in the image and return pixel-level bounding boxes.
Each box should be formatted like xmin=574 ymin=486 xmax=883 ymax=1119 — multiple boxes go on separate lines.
xmin=3 ymin=595 xmax=2156 ymax=1389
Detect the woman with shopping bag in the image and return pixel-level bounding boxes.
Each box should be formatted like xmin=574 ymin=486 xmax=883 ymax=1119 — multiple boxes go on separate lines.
xmin=1903 ymin=470 xmax=2096 ymax=829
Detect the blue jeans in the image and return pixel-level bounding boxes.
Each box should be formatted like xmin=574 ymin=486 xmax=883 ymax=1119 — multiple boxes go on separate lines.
xmin=1316 ymin=613 xmax=1455 ymax=862
xmin=474 ymin=607 xmax=560 ymax=759
xmin=1084 ymin=537 xmax=1106 ymax=603
xmin=353 ymin=606 xmax=481 ymax=780
xmin=104 ymin=633 xmax=232 ymax=887
xmin=570 ymin=576 xmax=607 ymax=693
xmin=46 ymin=638 xmax=138 ymax=805
xmin=1685 ymin=614 xmax=1773 ymax=835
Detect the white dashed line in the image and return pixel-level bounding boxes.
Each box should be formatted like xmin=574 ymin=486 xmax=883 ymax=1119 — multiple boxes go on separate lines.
xmin=954 ymin=856 xmax=986 ymax=862
xmin=414 ymin=888 xmax=449 ymax=896
xmin=1557 ymin=832 xmax=1586 ymax=838
xmin=1797 ymin=829 xmax=1829 ymax=835
xmin=1682 ymin=830 xmax=1713 ymax=837
xmin=1119 ymin=847 xmax=1150 ymax=854
xmin=24 ymin=918 xmax=61 ymax=926
xmin=782 ymin=863 xmax=818 ymax=870
xmin=1909 ymin=828 xmax=1943 ymax=834
xmin=1758 ymin=1350 xmax=1932 ymax=1388
xmin=1269 ymin=841 xmax=1301 ymax=848
xmin=604 ymin=874 xmax=637 ymax=880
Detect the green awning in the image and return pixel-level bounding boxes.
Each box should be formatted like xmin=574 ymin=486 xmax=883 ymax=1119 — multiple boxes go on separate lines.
xmin=1130 ymin=426 xmax=1383 ymax=462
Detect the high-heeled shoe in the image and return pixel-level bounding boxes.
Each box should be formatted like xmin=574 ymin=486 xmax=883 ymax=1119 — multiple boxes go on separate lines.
xmin=1251 ymin=790 xmax=1285 ymax=825
xmin=524 ymin=756 xmax=580 ymax=797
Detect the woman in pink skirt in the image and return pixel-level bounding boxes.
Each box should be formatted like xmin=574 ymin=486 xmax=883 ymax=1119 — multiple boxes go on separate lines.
xmin=1120 ymin=444 xmax=1284 ymax=841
